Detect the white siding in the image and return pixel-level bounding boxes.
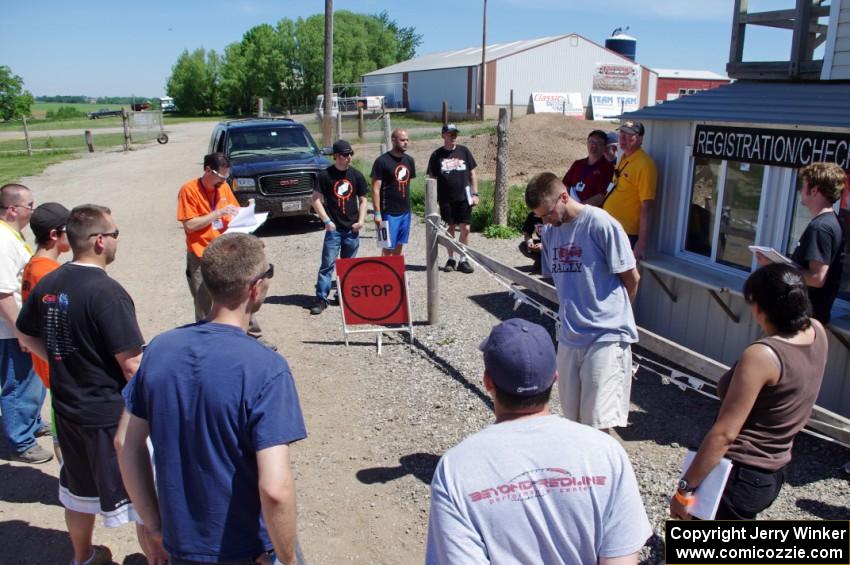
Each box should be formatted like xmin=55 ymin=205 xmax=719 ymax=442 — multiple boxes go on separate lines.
xmin=407 ymin=67 xmax=470 ymax=113
xmin=361 ymin=73 xmax=404 ymax=108
xmin=823 ymin=0 xmax=850 ymax=79
xmin=635 ymin=119 xmax=850 ymax=417
xmin=493 ymin=35 xmax=645 ymax=109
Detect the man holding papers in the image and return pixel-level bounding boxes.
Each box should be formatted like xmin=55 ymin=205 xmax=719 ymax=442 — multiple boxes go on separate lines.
xmin=177 ymin=153 xmax=267 ymax=342
xmin=371 ymin=128 xmax=416 ymax=256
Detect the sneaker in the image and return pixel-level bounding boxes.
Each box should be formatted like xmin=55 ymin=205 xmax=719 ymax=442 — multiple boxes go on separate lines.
xmin=35 ymin=424 xmax=52 ymax=438
xmin=444 ymin=258 xmax=456 ymax=272
xmin=310 ymin=299 xmax=328 ymax=315
xmin=12 ymin=444 xmax=53 ymax=464
xmin=70 ymin=545 xmax=113 ymax=565
xmin=457 ymin=260 xmax=474 ymax=274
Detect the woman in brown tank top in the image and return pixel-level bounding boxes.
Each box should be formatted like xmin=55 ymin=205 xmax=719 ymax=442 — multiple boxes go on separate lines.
xmin=670 ymin=263 xmax=827 ymax=520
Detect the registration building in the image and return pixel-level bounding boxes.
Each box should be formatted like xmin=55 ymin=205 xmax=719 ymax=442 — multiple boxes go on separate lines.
xmin=624 ymin=0 xmax=850 ymax=419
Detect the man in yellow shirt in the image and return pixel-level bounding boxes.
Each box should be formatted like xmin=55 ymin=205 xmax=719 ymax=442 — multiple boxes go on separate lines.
xmin=603 ymin=120 xmax=656 ymax=260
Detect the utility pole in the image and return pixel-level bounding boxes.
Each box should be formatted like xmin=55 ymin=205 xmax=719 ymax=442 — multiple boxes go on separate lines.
xmin=322 ymin=0 xmax=334 ymax=147
xmin=479 ymin=0 xmax=487 ymax=121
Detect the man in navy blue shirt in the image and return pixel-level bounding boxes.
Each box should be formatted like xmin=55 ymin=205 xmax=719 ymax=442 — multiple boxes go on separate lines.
xmin=116 ymin=233 xmax=307 ymax=565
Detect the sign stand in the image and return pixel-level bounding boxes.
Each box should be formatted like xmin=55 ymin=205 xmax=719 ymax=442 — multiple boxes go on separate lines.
xmin=335 ymin=256 xmax=414 ymax=354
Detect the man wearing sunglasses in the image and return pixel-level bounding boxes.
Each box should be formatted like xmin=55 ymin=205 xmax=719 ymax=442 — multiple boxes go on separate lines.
xmin=602 ymin=120 xmax=657 ymax=260
xmin=18 ymin=204 xmax=149 ymax=565
xmin=118 ymin=233 xmax=306 ymax=565
xmin=0 ymin=183 xmax=51 ymax=464
xmin=310 ymin=139 xmax=368 ymax=315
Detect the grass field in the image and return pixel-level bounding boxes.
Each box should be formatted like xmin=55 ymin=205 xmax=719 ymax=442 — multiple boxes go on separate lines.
xmin=0 ymin=152 xmax=81 ymax=185
xmin=30 ymin=102 xmax=125 ymax=118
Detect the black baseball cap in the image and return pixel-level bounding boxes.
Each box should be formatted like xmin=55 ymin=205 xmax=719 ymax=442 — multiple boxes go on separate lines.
xmin=619 ymin=120 xmax=645 ymax=136
xmin=442 ymin=123 xmax=460 ymax=134
xmin=30 ymin=202 xmax=70 ymax=243
xmin=332 ymin=139 xmax=354 ymax=155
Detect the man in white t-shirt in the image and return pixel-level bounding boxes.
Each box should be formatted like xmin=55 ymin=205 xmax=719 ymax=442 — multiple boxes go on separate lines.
xmin=0 ymin=183 xmax=50 ymax=464
xmin=426 ymin=318 xmax=651 ymax=565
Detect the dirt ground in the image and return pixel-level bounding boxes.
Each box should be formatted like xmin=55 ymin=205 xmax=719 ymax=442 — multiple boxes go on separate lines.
xmin=4 ymin=117 xmax=845 ymax=565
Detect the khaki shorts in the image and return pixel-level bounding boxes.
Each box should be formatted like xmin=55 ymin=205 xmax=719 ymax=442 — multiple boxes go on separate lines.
xmin=557 ymin=341 xmax=632 ymax=429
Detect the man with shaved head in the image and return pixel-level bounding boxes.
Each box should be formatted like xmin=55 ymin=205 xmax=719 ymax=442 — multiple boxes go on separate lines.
xmin=0 ymin=183 xmax=50 ymax=464
xmin=371 ymin=128 xmax=416 ymax=256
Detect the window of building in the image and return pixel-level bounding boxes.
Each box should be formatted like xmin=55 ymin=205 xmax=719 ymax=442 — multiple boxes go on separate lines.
xmin=683 ymin=158 xmax=765 ymax=271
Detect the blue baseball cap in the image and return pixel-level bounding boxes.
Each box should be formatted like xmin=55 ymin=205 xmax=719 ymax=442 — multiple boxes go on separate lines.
xmin=479 ymin=319 xmax=556 ymax=396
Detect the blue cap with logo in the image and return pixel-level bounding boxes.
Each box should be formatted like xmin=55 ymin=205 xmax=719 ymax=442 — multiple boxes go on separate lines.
xmin=479 ymin=318 xmax=556 ymax=396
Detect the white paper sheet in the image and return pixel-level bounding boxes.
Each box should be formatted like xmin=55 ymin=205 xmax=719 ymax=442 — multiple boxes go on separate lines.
xmin=680 ymin=450 xmax=733 ymax=520
xmin=748 ymin=245 xmax=797 ymax=267
xmin=226 ymin=202 xmax=269 ymax=234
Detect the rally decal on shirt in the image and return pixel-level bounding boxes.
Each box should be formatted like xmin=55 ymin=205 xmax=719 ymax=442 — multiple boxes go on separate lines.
xmin=440 ymin=158 xmax=467 ymax=174
xmin=551 ymin=244 xmax=583 ymax=273
xmin=394 ymin=164 xmax=411 ymax=197
xmin=467 ymin=468 xmax=608 ymax=504
xmin=333 ymin=179 xmax=354 ymax=209
xmin=42 ymin=293 xmax=76 ymax=360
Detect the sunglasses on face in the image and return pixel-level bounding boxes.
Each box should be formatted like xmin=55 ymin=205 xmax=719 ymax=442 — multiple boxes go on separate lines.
xmin=88 ymin=229 xmax=120 ymax=239
xmin=1 ymin=202 xmax=34 ymax=210
xmin=211 ymin=170 xmax=228 ymax=180
xmin=253 ymin=263 xmax=274 ymax=283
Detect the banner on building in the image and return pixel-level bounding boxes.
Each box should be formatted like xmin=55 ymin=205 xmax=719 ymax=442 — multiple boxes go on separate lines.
xmin=593 ymin=63 xmax=639 ymax=92
xmin=590 ymin=91 xmax=639 ymax=120
xmin=693 ymin=125 xmax=850 ymax=172
xmin=529 ymin=92 xmax=584 ymax=116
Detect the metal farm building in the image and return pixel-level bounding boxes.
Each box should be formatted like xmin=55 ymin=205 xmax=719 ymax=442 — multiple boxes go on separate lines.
xmin=361 ymin=33 xmax=659 ymax=119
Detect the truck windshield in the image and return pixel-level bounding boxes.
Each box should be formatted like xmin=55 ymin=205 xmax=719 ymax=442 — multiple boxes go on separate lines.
xmin=228 ymin=128 xmax=318 ymax=157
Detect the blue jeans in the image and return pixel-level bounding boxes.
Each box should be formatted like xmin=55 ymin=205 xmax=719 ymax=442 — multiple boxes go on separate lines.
xmin=315 ymin=228 xmax=359 ymax=301
xmin=0 ymin=338 xmax=45 ymax=453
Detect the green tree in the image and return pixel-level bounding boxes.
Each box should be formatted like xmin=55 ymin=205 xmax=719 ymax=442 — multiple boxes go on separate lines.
xmin=166 ymin=48 xmax=221 ymax=115
xmin=0 ymin=66 xmax=35 ymax=120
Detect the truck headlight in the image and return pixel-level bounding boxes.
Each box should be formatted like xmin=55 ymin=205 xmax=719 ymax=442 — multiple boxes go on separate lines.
xmin=233 ymin=177 xmax=256 ymax=190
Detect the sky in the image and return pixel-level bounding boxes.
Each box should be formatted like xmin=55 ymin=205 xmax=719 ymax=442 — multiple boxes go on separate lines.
xmin=2 ymin=0 xmax=803 ymax=98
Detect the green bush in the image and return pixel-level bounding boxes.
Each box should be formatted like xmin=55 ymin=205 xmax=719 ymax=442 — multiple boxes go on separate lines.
xmin=44 ymin=106 xmax=87 ymax=120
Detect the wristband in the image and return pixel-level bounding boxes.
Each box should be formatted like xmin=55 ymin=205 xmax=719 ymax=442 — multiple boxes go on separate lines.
xmin=471 ymin=193 xmax=479 ymax=197
xmin=374 ymin=211 xmax=382 ymax=219
xmin=323 ymin=218 xmax=332 ymax=225
xmin=674 ymin=489 xmax=694 ymax=507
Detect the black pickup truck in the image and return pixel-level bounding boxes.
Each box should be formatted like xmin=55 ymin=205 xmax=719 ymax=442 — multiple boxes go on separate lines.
xmin=87 ymin=108 xmax=124 ymax=119
xmin=208 ymin=118 xmax=331 ymax=219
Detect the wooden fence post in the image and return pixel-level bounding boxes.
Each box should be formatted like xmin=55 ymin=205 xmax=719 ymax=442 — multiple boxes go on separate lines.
xmin=257 ymin=97 xmax=264 ymax=117
xmin=425 ymin=177 xmax=440 ymax=324
xmin=357 ymin=107 xmax=364 ymax=141
xmin=336 ymin=111 xmax=343 ymax=141
xmin=442 ymin=101 xmax=448 ymax=126
xmin=84 ymin=130 xmax=95 ymax=153
xmin=21 ymin=115 xmax=32 ymax=157
xmin=121 ymin=109 xmax=130 ymax=151
xmin=382 ymin=113 xmax=391 ymax=151
xmin=493 ymin=108 xmax=509 ymax=226
xmin=509 ymin=89 xmax=514 ymax=122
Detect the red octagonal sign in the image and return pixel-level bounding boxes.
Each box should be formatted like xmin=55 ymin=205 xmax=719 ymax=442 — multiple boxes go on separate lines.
xmin=335 ymin=255 xmax=409 ymax=325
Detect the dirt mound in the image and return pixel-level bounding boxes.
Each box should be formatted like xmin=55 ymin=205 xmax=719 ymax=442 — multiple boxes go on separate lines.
xmin=464 ymin=113 xmax=615 ymax=185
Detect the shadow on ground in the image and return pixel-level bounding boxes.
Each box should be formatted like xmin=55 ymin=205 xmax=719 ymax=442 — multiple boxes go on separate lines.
xmin=0 ymin=520 xmax=72 ymax=564
xmin=254 ymin=216 xmax=323 ymax=237
xmin=356 ymin=453 xmax=441 ymax=486
xmin=0 ymin=463 xmax=60 ymax=507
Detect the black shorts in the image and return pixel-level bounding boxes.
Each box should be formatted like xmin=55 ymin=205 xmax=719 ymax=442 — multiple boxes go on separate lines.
xmin=56 ymin=415 xmax=138 ymax=526
xmin=439 ymin=200 xmax=472 ymax=226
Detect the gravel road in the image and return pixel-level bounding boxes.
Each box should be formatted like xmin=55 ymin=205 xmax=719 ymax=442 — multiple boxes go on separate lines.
xmin=0 ymin=119 xmax=847 ymax=565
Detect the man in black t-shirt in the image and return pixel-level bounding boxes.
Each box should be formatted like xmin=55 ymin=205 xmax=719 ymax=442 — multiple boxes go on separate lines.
xmin=310 ymin=139 xmax=368 ymax=315
xmin=790 ymin=162 xmax=846 ymax=323
xmin=371 ymin=128 xmax=416 ymax=256
xmin=17 ymin=204 xmax=151 ymax=565
xmin=427 ymin=123 xmax=479 ymax=274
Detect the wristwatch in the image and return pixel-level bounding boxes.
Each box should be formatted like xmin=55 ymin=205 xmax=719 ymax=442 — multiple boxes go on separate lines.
xmin=677 ymin=478 xmax=696 ymax=494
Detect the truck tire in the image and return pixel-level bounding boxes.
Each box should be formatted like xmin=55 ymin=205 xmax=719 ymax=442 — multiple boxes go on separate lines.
xmin=156 ymin=133 xmax=169 ymax=144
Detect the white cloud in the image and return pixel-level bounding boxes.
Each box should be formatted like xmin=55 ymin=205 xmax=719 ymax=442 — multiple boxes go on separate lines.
xmin=500 ymin=0 xmax=732 ymax=22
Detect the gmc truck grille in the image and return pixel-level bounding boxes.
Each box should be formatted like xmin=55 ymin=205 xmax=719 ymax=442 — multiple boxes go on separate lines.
xmin=258 ymin=172 xmax=316 ymax=196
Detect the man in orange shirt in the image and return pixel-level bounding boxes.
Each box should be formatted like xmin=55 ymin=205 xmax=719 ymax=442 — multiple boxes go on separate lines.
xmin=21 ymin=202 xmax=71 ymax=462
xmin=178 ymin=153 xmax=265 ymax=329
